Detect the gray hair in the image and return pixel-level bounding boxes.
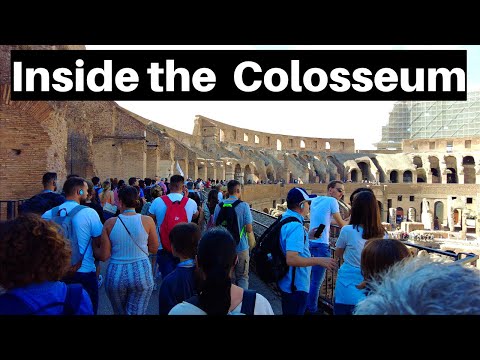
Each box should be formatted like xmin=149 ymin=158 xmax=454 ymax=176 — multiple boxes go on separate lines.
xmin=354 ymin=257 xmax=480 ymax=315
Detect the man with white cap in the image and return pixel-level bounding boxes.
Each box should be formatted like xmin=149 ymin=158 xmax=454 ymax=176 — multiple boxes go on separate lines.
xmin=279 ymin=187 xmax=337 ymax=315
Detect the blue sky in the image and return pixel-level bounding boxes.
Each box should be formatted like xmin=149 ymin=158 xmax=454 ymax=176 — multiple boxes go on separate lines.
xmin=87 ymin=45 xmax=478 ymax=150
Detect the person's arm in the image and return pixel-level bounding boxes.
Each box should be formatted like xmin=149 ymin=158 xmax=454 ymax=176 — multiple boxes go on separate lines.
xmin=245 ymin=223 xmax=256 ymax=250
xmin=286 ymin=251 xmax=337 ymax=270
xmin=335 ymin=248 xmax=345 ymax=261
xmin=332 ymin=212 xmax=348 ymax=227
xmin=94 ymin=218 xmax=113 ymax=261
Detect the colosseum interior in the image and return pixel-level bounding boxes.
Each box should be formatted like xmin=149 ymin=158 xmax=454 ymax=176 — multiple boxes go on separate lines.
xmin=1 ymin=45 xmax=480 ymax=251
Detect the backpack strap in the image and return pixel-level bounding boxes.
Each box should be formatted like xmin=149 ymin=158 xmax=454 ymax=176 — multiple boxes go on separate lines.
xmin=231 ymin=199 xmax=242 ymax=208
xmin=63 ymin=283 xmax=84 ymax=315
xmin=66 ymin=204 xmax=88 ymax=218
xmin=162 ymin=195 xmax=172 ymax=206
xmin=179 ymin=196 xmax=189 ymax=207
xmin=240 ymin=289 xmax=256 ymax=315
xmin=277 ymin=217 xmax=303 ymax=292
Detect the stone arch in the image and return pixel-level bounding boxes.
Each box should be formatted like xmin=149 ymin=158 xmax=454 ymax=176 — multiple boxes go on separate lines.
xmin=234 ymin=163 xmax=242 ymax=183
xmin=445 ymin=155 xmax=457 ymax=183
xmin=403 ymin=170 xmax=413 ymax=183
xmin=357 ymin=161 xmax=369 ymax=182
xmin=463 ymin=155 xmax=475 ymax=184
xmin=277 ymin=139 xmax=282 ymax=151
xmin=413 ymin=156 xmax=423 ymax=169
xmin=300 ymin=140 xmax=306 ymax=148
xmin=396 ymin=207 xmax=404 ymax=224
xmin=390 ymin=170 xmax=398 ymax=183
xmin=244 ymin=164 xmax=253 ymax=184
xmin=434 ymin=201 xmax=444 ymax=227
xmin=266 ymin=164 xmax=276 ymax=182
xmin=219 ymin=129 xmax=225 ymax=142
xmin=351 ymin=169 xmax=358 ymax=182
xmin=417 ymin=168 xmax=426 ymax=182
xmin=429 ymin=156 xmax=441 ymax=183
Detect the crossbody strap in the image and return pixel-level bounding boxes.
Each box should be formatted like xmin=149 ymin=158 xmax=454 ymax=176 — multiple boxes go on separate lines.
xmin=117 ymin=215 xmax=149 ymax=257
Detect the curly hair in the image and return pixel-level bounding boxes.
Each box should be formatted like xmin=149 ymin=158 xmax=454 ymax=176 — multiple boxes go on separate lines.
xmin=0 ymin=214 xmax=71 ymax=290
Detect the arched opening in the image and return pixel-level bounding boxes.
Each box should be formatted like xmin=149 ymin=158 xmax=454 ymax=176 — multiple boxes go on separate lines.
xmin=417 ymin=169 xmax=426 ymax=183
xmin=453 ymin=209 xmax=460 ymax=227
xmin=446 ymin=168 xmax=457 ymax=184
xmin=276 ymin=139 xmax=282 ymax=151
xmin=219 ymin=129 xmax=225 ymax=142
xmin=266 ymin=164 xmax=275 ymax=182
xmin=234 ymin=163 xmax=242 ymax=183
xmin=403 ymin=170 xmax=413 ymax=183
xmin=254 ymin=135 xmax=260 ymax=144
xmin=413 ymin=156 xmax=423 ymax=169
xmin=351 ymin=169 xmax=358 ymax=182
xmin=243 ymin=133 xmax=249 ymax=142
xmin=358 ymin=161 xmax=369 ymax=182
xmin=390 ymin=170 xmax=398 ymax=183
xmin=300 ymin=140 xmax=306 ymax=148
xmin=434 ymin=201 xmax=444 ymax=228
xmin=396 ymin=207 xmax=404 ymax=225
xmin=244 ymin=164 xmax=252 ymax=184
xmin=445 ymin=156 xmax=457 ymax=183
xmin=429 ymin=156 xmax=441 ymax=183
xmin=463 ymin=156 xmax=475 ymax=184
xmin=325 ymin=141 xmax=331 ymax=150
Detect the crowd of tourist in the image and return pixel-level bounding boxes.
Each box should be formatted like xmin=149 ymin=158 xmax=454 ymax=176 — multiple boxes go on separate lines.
xmin=1 ymin=173 xmax=478 ymax=315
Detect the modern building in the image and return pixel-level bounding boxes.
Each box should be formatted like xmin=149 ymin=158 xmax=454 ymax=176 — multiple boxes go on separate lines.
xmin=376 ymin=91 xmax=480 ymax=150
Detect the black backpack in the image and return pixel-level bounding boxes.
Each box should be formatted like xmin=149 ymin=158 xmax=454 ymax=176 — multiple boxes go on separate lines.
xmin=251 ymin=215 xmax=303 ymax=292
xmin=19 ymin=192 xmax=65 ymax=215
xmin=215 ymin=200 xmax=243 ymax=244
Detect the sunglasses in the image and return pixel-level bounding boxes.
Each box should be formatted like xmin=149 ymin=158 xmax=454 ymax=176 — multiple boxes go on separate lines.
xmin=335 ymin=188 xmax=344 ymax=193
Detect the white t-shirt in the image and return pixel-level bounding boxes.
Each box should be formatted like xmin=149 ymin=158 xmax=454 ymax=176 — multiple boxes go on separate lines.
xmin=336 ymin=225 xmax=389 ymax=267
xmin=168 ymin=293 xmax=274 ymax=315
xmin=42 ymin=201 xmax=103 ymax=273
xmin=308 ymin=196 xmax=340 ymax=244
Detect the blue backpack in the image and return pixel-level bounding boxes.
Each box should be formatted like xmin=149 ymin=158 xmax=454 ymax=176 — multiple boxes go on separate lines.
xmin=50 ymin=205 xmax=89 ymax=267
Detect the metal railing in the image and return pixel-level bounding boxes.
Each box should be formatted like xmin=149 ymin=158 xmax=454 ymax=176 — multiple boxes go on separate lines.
xmin=249 ymin=208 xmax=479 ymax=315
xmin=0 ymin=200 xmax=25 ymax=221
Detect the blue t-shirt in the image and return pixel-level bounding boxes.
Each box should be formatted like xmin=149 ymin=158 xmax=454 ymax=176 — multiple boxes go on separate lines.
xmin=158 ymin=260 xmax=196 ymax=315
xmin=213 ymin=196 xmax=252 ymax=253
xmin=278 ymin=209 xmax=311 ymax=294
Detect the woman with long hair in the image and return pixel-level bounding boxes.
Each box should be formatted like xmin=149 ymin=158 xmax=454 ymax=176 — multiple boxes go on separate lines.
xmin=99 ymin=180 xmax=115 ymax=220
xmin=333 ymin=191 xmax=387 ymax=315
xmin=203 ymin=188 xmax=219 ymax=232
xmin=95 ymin=186 xmax=159 ymax=315
xmin=168 ymin=228 xmax=274 ymax=315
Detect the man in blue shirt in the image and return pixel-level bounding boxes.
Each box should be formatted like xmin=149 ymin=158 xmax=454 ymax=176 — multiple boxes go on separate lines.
xmin=213 ymin=180 xmax=255 ymax=290
xmin=279 ymin=187 xmax=337 ymax=315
